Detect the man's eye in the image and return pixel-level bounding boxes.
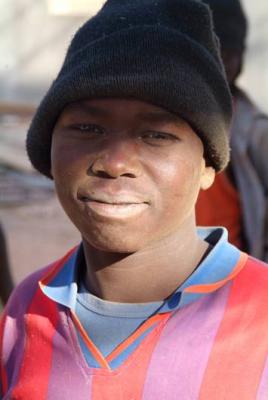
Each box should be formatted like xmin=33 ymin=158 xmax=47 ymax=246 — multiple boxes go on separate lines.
xmin=142 ymin=131 xmax=179 ymax=145
xmin=71 ymin=124 xmax=105 ymax=135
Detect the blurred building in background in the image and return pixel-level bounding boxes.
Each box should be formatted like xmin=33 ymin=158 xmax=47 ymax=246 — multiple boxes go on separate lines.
xmin=0 ymin=0 xmax=105 ymax=106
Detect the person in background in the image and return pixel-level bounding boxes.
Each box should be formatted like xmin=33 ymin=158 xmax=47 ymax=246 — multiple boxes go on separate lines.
xmin=0 ymin=223 xmax=13 ymax=305
xmin=197 ymin=0 xmax=268 ymax=261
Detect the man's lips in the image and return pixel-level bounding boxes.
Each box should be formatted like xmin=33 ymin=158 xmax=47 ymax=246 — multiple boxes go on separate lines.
xmin=77 ymin=190 xmax=149 ymax=204
xmin=79 ymin=196 xmax=147 ymax=205
xmin=77 ymin=192 xmax=149 ymax=219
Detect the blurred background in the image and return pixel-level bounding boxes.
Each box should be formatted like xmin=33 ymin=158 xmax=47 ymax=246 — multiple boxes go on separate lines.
xmin=0 ymin=0 xmax=267 ymax=288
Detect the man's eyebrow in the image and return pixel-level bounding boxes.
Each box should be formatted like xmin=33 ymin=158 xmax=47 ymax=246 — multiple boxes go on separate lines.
xmin=64 ymin=102 xmax=185 ymax=125
xmin=65 ymin=102 xmax=109 ymax=117
xmin=137 ymin=110 xmax=185 ymax=125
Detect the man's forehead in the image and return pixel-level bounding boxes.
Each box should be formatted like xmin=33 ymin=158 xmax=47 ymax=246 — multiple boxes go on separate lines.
xmin=61 ymin=98 xmax=186 ymax=125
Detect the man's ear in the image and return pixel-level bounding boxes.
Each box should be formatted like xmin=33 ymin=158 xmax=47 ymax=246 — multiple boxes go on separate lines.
xmin=200 ymin=166 xmax=216 ymax=191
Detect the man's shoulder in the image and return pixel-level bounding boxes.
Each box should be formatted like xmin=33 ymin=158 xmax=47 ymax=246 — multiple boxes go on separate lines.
xmin=2 ymin=264 xmax=53 ymax=319
xmin=3 ymin=248 xmax=77 ymax=317
xmin=233 ymin=87 xmax=268 ymax=188
xmin=246 ymin=255 xmax=268 ymax=270
xmin=235 ymin=88 xmax=268 ymax=126
xmin=238 ymin=255 xmax=268 ymax=286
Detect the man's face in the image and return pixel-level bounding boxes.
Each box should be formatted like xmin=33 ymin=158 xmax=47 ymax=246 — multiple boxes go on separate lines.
xmin=51 ymin=98 xmax=214 ymax=253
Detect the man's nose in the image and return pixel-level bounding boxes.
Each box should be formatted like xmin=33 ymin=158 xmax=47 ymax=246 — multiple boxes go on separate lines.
xmin=89 ymin=138 xmax=142 ymax=179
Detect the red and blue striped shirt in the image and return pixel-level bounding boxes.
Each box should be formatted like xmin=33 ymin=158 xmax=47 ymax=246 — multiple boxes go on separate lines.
xmin=1 ymin=228 xmax=268 ymax=399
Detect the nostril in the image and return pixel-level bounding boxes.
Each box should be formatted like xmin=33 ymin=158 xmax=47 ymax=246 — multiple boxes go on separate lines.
xmin=122 ymin=172 xmax=136 ymax=178
xmin=97 ymin=171 xmax=115 ymax=179
xmin=88 ymin=169 xmax=115 ymax=179
xmin=90 ymin=171 xmax=136 ymax=179
xmin=87 ymin=163 xmax=138 ymax=179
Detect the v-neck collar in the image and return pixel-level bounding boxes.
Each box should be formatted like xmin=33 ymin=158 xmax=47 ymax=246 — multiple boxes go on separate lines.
xmin=39 ymin=227 xmax=246 ymax=313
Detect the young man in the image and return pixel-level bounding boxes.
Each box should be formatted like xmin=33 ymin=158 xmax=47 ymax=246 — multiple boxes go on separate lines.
xmin=1 ymin=1 xmax=268 ymax=398
xmin=197 ymin=0 xmax=268 ymax=261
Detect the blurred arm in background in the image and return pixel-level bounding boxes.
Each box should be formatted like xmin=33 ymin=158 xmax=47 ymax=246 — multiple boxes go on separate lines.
xmin=0 ymin=222 xmax=14 ymax=305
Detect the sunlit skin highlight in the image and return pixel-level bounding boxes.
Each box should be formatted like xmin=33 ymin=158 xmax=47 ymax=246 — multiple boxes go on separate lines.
xmin=51 ymin=98 xmax=215 ymax=302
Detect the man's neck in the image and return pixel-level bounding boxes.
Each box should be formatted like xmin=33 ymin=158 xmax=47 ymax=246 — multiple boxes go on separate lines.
xmin=82 ymin=223 xmax=209 ymax=303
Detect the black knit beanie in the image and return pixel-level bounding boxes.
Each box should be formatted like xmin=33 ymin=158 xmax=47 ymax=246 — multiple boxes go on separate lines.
xmin=27 ymin=0 xmax=232 ymax=178
xmin=203 ymin=0 xmax=248 ymax=51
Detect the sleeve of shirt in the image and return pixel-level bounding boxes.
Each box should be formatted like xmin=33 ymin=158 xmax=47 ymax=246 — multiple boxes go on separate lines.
xmin=0 ymin=266 xmax=46 ymax=398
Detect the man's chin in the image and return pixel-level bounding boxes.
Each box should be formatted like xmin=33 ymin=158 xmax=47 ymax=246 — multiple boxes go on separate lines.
xmin=83 ymin=233 xmax=143 ymax=254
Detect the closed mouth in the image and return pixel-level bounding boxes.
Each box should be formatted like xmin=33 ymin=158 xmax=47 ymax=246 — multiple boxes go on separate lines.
xmin=78 ymin=195 xmax=149 ymax=218
xmin=79 ymin=196 xmax=147 ymax=206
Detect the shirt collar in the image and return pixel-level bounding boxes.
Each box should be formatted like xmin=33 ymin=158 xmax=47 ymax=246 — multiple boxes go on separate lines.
xmin=163 ymin=227 xmax=247 ymax=311
xmin=39 ymin=227 xmax=247 ymax=312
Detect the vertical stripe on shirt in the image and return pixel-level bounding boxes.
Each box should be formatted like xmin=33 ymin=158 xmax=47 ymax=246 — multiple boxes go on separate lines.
xmin=91 ymin=315 xmax=169 ymax=400
xmin=1 ymin=268 xmax=47 ymax=399
xmin=199 ymin=259 xmax=268 ymax=399
xmin=142 ymin=284 xmax=230 ymax=400
xmin=257 ymin=356 xmax=268 ymax=400
xmin=10 ymin=289 xmax=58 ymax=400
xmin=46 ymin=309 xmax=93 ymax=400
xmin=0 ymin=312 xmax=8 ymax=397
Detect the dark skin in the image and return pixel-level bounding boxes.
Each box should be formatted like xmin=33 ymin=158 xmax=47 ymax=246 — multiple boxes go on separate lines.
xmin=0 ymin=223 xmax=14 ymax=305
xmin=51 ymin=98 xmax=215 ymax=303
